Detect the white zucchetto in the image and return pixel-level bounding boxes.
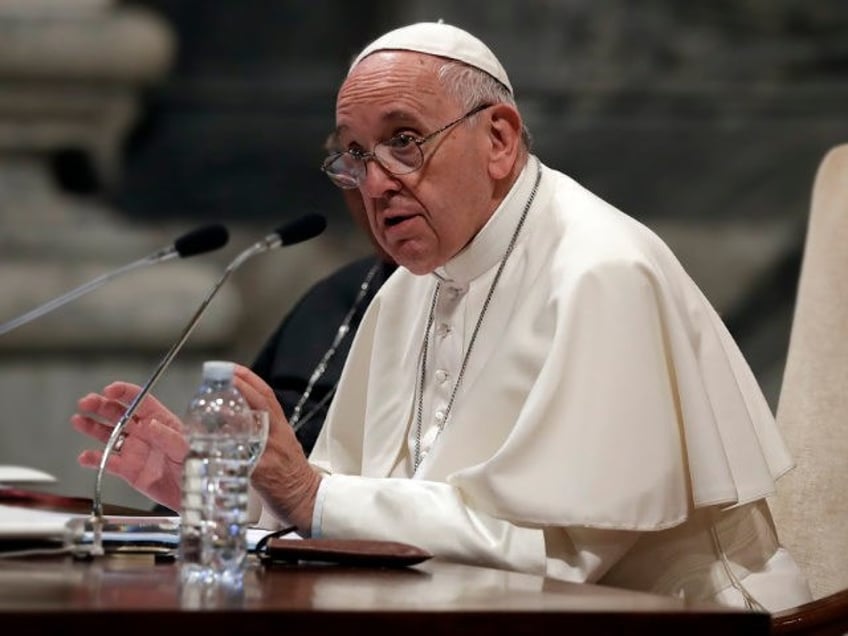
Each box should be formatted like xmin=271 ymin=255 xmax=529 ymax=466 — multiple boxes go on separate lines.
xmin=348 ymin=21 xmax=513 ymax=95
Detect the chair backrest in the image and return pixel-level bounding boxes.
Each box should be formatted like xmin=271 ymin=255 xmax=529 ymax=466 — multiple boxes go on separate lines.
xmin=770 ymin=143 xmax=848 ymax=600
xmin=772 ymin=588 xmax=848 ymax=636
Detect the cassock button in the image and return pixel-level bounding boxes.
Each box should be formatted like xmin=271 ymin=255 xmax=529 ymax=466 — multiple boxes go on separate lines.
xmin=437 ymin=323 xmax=452 ymax=337
xmin=446 ymin=285 xmax=466 ymax=298
xmin=435 ymin=369 xmax=448 ymax=383
xmin=434 ymin=409 xmax=446 ymax=423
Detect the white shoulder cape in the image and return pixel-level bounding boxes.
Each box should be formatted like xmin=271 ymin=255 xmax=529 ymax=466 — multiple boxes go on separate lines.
xmin=310 ymin=162 xmax=793 ymax=531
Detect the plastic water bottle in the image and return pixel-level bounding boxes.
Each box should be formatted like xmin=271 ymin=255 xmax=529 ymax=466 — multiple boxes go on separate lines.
xmin=179 ymin=360 xmax=250 ymax=584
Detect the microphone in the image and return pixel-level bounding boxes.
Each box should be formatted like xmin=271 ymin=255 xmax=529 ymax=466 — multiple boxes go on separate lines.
xmin=0 ymin=224 xmax=229 ymax=336
xmin=80 ymin=213 xmax=327 ymax=557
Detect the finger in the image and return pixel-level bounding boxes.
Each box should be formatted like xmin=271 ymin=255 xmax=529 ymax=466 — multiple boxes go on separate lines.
xmin=236 ymin=381 xmax=289 ymax=436
xmin=234 ymin=365 xmax=278 ymax=404
xmin=76 ymin=398 xmax=133 ymax=429
xmin=128 ymin=418 xmax=188 ymax=463
xmin=99 ymin=381 xmax=142 ymax=404
xmin=234 ymin=365 xmax=286 ymax=421
xmin=102 ymin=382 xmax=183 ymax=432
xmin=72 ymin=405 xmax=142 ymax=440
xmin=77 ymin=448 xmax=130 ymax=478
xmin=77 ymin=392 xmax=119 ymax=418
xmin=78 ymin=448 xmax=103 ymax=469
xmin=234 ymin=379 xmax=266 ymax=411
xmin=71 ymin=413 xmax=115 ymax=444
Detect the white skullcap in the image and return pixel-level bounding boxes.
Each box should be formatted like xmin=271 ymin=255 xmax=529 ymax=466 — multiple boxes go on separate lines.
xmin=348 ymin=21 xmax=513 ymax=95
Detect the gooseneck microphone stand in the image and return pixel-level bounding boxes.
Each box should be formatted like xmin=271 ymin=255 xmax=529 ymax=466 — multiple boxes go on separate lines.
xmin=0 ymin=224 xmax=229 ymax=336
xmin=85 ymin=214 xmax=326 ymax=557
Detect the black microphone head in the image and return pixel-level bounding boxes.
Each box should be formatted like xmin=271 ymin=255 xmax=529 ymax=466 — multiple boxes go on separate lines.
xmin=174 ymin=224 xmax=229 ymax=257
xmin=274 ymin=214 xmax=327 ymax=246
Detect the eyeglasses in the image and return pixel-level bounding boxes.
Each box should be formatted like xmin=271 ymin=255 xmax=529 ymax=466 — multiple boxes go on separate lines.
xmin=321 ymin=103 xmax=492 ymax=190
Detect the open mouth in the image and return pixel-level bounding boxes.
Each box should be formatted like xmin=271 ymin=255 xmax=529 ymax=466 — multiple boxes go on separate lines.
xmin=385 ymin=214 xmax=413 ymax=227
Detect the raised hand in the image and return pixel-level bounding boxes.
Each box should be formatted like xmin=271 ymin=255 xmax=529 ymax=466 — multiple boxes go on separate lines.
xmin=71 ymin=381 xmax=187 ymax=511
xmin=234 ymin=365 xmax=321 ymax=533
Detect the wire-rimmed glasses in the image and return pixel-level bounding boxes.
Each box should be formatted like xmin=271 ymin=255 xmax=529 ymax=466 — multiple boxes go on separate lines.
xmin=321 ymin=103 xmax=493 ymax=189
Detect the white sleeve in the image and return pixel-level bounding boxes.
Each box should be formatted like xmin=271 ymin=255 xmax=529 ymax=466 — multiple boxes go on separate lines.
xmin=313 ymin=473 xmax=640 ymax=582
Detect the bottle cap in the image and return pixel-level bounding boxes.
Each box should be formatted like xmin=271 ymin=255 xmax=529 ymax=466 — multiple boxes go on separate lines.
xmin=202 ymin=360 xmax=235 ymax=382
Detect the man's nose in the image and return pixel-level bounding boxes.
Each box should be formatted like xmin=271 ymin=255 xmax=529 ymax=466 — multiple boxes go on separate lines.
xmin=360 ymin=158 xmax=400 ymax=198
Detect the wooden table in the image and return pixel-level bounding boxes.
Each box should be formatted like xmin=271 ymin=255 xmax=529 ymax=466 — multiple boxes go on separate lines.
xmin=0 ymin=553 xmax=770 ymax=635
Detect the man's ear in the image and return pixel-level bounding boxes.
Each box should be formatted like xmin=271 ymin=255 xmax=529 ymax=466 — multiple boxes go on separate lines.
xmin=485 ymin=103 xmax=523 ymax=180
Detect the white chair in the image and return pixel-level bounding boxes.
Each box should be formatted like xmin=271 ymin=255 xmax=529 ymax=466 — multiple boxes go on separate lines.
xmin=769 ymin=143 xmax=848 ymax=634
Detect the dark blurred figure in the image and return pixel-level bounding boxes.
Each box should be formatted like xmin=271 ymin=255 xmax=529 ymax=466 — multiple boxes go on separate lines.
xmin=251 ymin=151 xmax=396 ymax=453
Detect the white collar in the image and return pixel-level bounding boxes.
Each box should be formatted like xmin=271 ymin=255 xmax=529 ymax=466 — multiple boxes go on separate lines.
xmin=434 ymin=155 xmax=539 ymax=286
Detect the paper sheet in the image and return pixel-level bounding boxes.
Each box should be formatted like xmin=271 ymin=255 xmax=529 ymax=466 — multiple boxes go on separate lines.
xmin=0 ymin=503 xmax=297 ymax=549
xmin=0 ymin=503 xmax=83 ymax=539
xmin=0 ymin=465 xmax=56 ymax=485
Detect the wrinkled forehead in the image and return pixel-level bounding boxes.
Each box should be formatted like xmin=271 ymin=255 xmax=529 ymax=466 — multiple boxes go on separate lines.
xmin=334 ymin=52 xmax=456 ymax=127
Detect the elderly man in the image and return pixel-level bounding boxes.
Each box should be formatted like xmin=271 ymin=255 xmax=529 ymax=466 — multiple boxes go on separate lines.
xmin=73 ymin=22 xmax=811 ymax=611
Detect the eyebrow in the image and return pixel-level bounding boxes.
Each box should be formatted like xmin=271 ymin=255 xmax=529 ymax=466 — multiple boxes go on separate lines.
xmin=380 ymin=109 xmax=418 ymax=123
xmin=334 ymin=109 xmax=422 ymax=143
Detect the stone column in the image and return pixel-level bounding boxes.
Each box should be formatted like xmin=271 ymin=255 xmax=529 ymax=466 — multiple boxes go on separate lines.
xmin=0 ymin=0 xmax=241 ymax=509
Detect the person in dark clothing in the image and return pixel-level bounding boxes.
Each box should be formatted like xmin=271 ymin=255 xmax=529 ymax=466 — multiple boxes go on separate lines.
xmin=251 ymin=160 xmax=397 ymax=454
xmin=251 ymin=255 xmax=396 ymax=453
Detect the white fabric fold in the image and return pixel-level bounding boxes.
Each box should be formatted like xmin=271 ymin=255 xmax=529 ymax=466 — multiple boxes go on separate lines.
xmin=311 ymin=158 xmax=793 ymax=531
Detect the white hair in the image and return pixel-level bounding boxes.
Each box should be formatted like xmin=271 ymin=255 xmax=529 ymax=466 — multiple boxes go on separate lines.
xmin=437 ymin=60 xmax=532 ymax=149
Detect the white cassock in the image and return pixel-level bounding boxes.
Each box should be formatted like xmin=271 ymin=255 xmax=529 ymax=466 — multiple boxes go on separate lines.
xmin=258 ymin=155 xmax=811 ymax=611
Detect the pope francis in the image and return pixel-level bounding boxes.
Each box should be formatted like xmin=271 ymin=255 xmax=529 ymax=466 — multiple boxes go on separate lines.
xmin=73 ymin=21 xmax=812 ymax=611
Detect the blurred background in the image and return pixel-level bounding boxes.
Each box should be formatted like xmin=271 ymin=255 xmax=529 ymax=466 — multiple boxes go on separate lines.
xmin=1 ymin=0 xmax=846 ymax=509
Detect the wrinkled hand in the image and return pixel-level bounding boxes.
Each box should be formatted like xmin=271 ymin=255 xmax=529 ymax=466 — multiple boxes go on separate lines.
xmin=71 ymin=382 xmax=187 ymax=511
xmin=234 ymin=365 xmax=321 ymax=533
